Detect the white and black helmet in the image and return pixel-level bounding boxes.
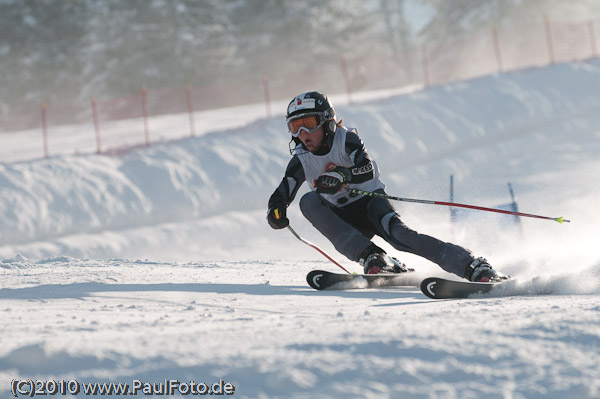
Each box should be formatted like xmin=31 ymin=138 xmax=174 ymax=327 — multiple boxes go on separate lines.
xmin=286 ymin=91 xmax=336 ymax=136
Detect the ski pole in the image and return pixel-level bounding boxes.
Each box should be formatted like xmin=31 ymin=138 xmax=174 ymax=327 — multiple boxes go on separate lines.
xmin=349 ymin=188 xmax=570 ymax=224
xmin=287 ymin=225 xmax=351 ymax=274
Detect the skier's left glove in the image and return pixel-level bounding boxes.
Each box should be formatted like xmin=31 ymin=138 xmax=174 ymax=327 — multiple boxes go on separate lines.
xmin=316 ymin=167 xmax=351 ymax=194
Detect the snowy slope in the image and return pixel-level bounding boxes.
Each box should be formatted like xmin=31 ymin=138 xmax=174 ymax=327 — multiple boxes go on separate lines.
xmin=1 ymin=258 xmax=599 ymax=399
xmin=1 ymin=61 xmax=600 ymax=398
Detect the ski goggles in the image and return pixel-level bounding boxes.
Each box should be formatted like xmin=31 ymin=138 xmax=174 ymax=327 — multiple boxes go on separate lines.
xmin=287 ymin=112 xmax=329 ymax=137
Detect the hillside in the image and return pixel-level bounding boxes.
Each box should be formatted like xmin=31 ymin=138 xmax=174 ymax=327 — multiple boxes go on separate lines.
xmin=1 ymin=61 xmax=600 ymax=398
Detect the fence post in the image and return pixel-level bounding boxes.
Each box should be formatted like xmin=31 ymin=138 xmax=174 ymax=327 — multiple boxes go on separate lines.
xmin=339 ymin=53 xmax=353 ymax=104
xmin=186 ymin=85 xmax=196 ymax=137
xmin=544 ymin=15 xmax=555 ymax=64
xmin=141 ymin=86 xmax=150 ymax=146
xmin=492 ymin=26 xmax=503 ymax=73
xmin=41 ymin=103 xmax=49 ymax=158
xmin=91 ymin=97 xmax=101 ymax=153
xmin=420 ymin=43 xmax=431 ymax=88
xmin=449 ymin=174 xmax=456 ymax=225
xmin=262 ymin=75 xmax=272 ymax=118
xmin=588 ymin=20 xmax=598 ymax=59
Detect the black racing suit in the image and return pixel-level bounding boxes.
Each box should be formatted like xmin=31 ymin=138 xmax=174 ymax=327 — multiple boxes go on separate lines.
xmin=268 ymin=126 xmax=475 ymax=278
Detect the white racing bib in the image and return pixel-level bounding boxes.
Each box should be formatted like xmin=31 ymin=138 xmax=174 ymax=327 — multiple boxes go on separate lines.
xmin=296 ymin=126 xmax=385 ymax=206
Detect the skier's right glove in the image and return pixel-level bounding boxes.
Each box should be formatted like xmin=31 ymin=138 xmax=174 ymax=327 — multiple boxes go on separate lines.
xmin=316 ymin=167 xmax=351 ymax=194
xmin=267 ymin=207 xmax=289 ymax=229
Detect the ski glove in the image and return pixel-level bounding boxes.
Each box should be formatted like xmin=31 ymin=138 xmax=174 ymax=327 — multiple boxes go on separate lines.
xmin=316 ymin=167 xmax=351 ymax=194
xmin=267 ymin=206 xmax=289 ymax=229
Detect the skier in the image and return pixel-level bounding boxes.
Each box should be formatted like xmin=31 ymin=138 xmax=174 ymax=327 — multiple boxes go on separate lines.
xmin=267 ymin=91 xmax=503 ymax=282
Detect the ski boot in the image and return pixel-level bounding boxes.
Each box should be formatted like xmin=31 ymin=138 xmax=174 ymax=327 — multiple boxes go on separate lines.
xmin=359 ymin=245 xmax=411 ymax=274
xmin=465 ymin=257 xmax=507 ymax=282
xmin=389 ymin=256 xmax=412 ymax=273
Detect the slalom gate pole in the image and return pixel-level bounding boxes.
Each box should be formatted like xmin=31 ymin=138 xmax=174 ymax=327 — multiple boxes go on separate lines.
xmin=349 ymin=188 xmax=570 ymax=224
xmin=287 ymin=225 xmax=351 ymax=274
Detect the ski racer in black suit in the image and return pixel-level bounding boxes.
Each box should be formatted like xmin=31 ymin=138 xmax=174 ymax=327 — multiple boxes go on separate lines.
xmin=267 ymin=91 xmax=503 ymax=282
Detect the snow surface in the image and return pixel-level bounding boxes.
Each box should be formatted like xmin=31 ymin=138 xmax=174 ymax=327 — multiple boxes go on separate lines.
xmin=1 ymin=61 xmax=600 ymax=398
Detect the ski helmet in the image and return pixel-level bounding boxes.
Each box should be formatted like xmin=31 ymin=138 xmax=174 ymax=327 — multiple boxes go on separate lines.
xmin=286 ymin=91 xmax=336 ymax=138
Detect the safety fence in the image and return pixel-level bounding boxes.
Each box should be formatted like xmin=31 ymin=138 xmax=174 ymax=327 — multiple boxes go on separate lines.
xmin=1 ymin=16 xmax=598 ymax=163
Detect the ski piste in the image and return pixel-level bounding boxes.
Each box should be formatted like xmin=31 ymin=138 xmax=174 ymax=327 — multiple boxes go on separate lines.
xmin=306 ymin=270 xmax=419 ymax=290
xmin=420 ymin=277 xmax=507 ymax=299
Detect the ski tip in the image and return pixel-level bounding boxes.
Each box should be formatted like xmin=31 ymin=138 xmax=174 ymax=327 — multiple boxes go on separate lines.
xmin=420 ymin=277 xmax=439 ymax=299
xmin=306 ymin=270 xmax=327 ymax=290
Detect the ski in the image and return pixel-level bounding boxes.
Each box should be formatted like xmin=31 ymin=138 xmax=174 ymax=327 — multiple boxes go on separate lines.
xmin=307 ymin=269 xmax=419 ymax=290
xmin=420 ymin=277 xmax=506 ymax=299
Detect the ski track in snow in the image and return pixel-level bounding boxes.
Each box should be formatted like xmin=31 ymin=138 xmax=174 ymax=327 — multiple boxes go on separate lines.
xmin=2 ymin=61 xmax=600 ymax=398
xmin=1 ymin=258 xmax=599 ymax=399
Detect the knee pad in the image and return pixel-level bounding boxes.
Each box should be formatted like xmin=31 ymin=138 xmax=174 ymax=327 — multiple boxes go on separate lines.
xmin=380 ymin=211 xmax=398 ymax=236
xmin=366 ymin=197 xmax=398 ymax=237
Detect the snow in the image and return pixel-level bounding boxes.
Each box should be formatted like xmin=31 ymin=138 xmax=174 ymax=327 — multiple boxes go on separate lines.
xmin=1 ymin=61 xmax=600 ymax=398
